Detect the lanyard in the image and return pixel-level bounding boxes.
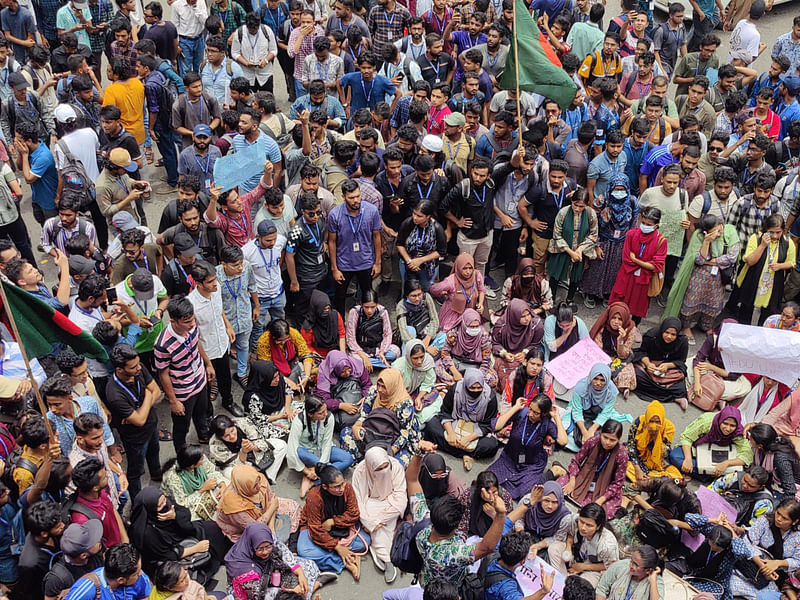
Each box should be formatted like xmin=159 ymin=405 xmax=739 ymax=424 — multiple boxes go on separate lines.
xmin=383 ymin=9 xmax=395 ymax=27
xmin=264 ymin=6 xmax=284 ymax=29
xmin=428 ymin=105 xmax=446 ymax=132
xmin=360 ymin=79 xmax=374 ymax=105
xmin=114 ymin=177 xmax=130 ymax=195
xmin=218 ymin=8 xmax=229 ymax=25
xmin=75 ymin=99 xmax=99 ymax=125
xmin=552 ymin=187 xmax=565 ymax=209
xmin=742 ymin=169 xmax=759 ymax=187
xmin=416 ymin=181 xmax=433 ymax=199
xmin=510 ymin=174 xmax=526 ymax=199
xmin=132 ymin=255 xmax=150 ymax=271
xmin=459 ymin=281 xmax=474 ymax=305
xmin=695 ymin=58 xmax=708 ymax=76
xmin=176 ymin=261 xmax=196 ymax=289
xmin=194 ymin=152 xmax=211 ymax=175
xmin=428 ymin=56 xmax=441 ymax=81
xmin=487 ymin=50 xmax=499 ymax=69
xmin=636 ymin=79 xmax=651 ymax=98
xmin=188 ymin=97 xmax=205 ymax=122
xmin=113 ymin=375 xmax=142 ymax=406
xmin=76 ymin=305 xmax=102 ymax=322
xmin=227 ymin=212 xmax=248 ymax=234
xmin=412 ymin=225 xmax=427 ymax=248
xmin=304 ymin=219 xmax=322 ymax=249
xmin=257 ymin=245 xmax=275 ymax=270
xmin=472 ymin=187 xmax=486 ymax=205
xmin=347 ymin=212 xmax=363 ymax=237
xmin=211 ymin=59 xmax=228 ymax=84
xmin=595 ymin=451 xmax=611 ymax=473
xmin=409 ymin=42 xmax=423 ymax=60
xmin=767 ymin=241 xmax=779 ymax=265
xmin=316 ymin=59 xmax=330 ymax=81
xmin=523 ymin=379 xmax=538 ymax=400
xmin=521 ymin=417 xmax=541 ymax=446
xmin=754 ymin=203 xmax=772 ymax=222
xmin=430 ymin=9 xmax=448 ymax=33
xmin=446 ymin=140 xmax=462 ymax=159
xmin=224 ymin=275 xmax=242 ymax=299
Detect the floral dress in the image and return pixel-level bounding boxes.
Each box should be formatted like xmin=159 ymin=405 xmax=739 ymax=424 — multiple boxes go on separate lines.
xmin=161 ymin=456 xmax=228 ymax=521
xmin=680 ymin=237 xmax=740 ymax=331
xmin=593 ymin=330 xmax=637 ymax=391
xmin=339 ymin=387 xmax=421 ymax=467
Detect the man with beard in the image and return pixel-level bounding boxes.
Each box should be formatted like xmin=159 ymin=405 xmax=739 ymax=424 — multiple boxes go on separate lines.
xmin=177 ymin=125 xmax=221 ymax=196
xmin=471 ymin=25 xmax=507 ymax=88
xmin=232 ymin=107 xmax=282 ymax=196
xmin=286 ymin=193 xmax=330 ymax=322
xmin=726 ymin=133 xmax=775 ymax=196
xmin=286 ymin=163 xmax=336 ymax=216
xmin=366 ymin=0 xmax=410 ymax=51
xmin=577 ymin=31 xmax=622 ymax=89
xmin=158 ymin=199 xmax=225 ymax=266
xmin=586 ymin=129 xmax=627 ymax=206
xmin=654 ymin=144 xmax=705 ymax=201
xmin=19 ymin=498 xmax=69 ymax=600
xmin=686 ymin=165 xmax=739 ymax=235
xmin=416 ymin=33 xmax=454 ymax=86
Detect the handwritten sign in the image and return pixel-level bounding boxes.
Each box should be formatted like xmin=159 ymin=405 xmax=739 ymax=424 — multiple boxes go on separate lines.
xmin=212 ymin=141 xmax=264 ymax=192
xmin=659 ymin=209 xmax=686 ymax=257
xmin=545 ymin=337 xmax=611 ymax=388
xmin=718 ymin=322 xmax=800 ymax=386
xmin=516 ymin=556 xmax=565 ymax=600
xmin=681 ymin=486 xmax=737 ymax=552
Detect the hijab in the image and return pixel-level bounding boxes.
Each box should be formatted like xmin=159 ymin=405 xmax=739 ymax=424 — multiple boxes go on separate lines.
xmin=634 ymin=401 xmax=676 ymax=471
xmin=450 ymin=308 xmax=484 ymax=361
xmin=492 ymin=298 xmax=544 ymax=353
xmin=360 ymin=446 xmax=398 ymax=501
xmin=224 ymin=523 xmax=289 ymax=580
xmin=573 ymin=363 xmax=619 ymax=411
xmin=636 ymin=317 xmax=689 ymax=371
xmin=524 ymin=481 xmax=570 ymax=536
xmin=450 ymin=253 xmax=478 ymax=313
xmin=509 ymin=259 xmax=544 ymax=305
xmin=695 ymin=406 xmax=744 ymax=446
xmin=400 ymin=343 xmax=435 ymax=395
xmin=606 ymin=172 xmax=633 ymax=231
xmin=419 ymin=453 xmax=450 ymax=501
xmin=374 ymin=368 xmax=411 ymax=411
xmin=243 ymin=361 xmax=285 ymax=414
xmin=402 ymin=292 xmax=431 ymax=334
xmin=315 ymin=350 xmax=364 ymax=399
xmin=303 ymin=289 xmax=339 ymax=349
xmin=217 ymin=464 xmax=272 ymax=518
xmin=589 ymin=301 xmax=635 ymax=354
xmin=130 ymin=486 xmax=169 ymax=550
xmin=321 ymin=481 xmax=346 ymax=520
xmin=452 ymin=368 xmax=493 ymax=428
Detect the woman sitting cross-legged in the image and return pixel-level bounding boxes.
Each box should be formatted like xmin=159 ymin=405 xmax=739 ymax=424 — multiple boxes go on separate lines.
xmin=490 ymin=298 xmax=545 ymax=392
xmin=161 ymin=444 xmax=229 ymax=521
xmin=423 ymin=367 xmax=500 ymax=471
xmin=300 ymin=290 xmax=346 ymax=358
xmin=225 ymin=522 xmax=321 ymax=600
xmin=314 ymin=350 xmax=372 ymax=431
xmin=588 ymin=302 xmax=638 ymax=397
xmin=558 ymin=420 xmax=628 ymax=519
xmin=297 ymin=463 xmax=370 ymax=581
xmin=625 ymin=401 xmax=682 ymax=482
xmin=455 ymin=470 xmax=514 ymax=539
xmin=346 ymin=290 xmax=400 ymax=371
xmin=434 ymin=309 xmax=497 ymax=388
xmin=241 ymin=361 xmax=298 ymax=439
xmin=209 ymin=414 xmax=288 ymax=485
xmin=395 ymin=278 xmax=443 ymax=353
xmin=520 ymin=481 xmax=572 ymax=558
xmin=393 ymin=342 xmax=439 ymax=425
xmin=565 ymin=363 xmax=625 ymax=448
xmin=747 ymin=423 xmax=800 ymax=502
xmin=632 ymin=317 xmax=690 ymax=410
xmin=256 ymin=319 xmax=314 ymax=394
xmin=489 ymin=393 xmax=567 ymax=501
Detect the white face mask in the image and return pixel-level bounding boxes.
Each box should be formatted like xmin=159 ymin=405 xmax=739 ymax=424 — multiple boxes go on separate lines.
xmin=611 ymin=190 xmax=627 ymax=200
xmin=640 ymin=224 xmax=655 ymax=234
xmin=465 ymin=326 xmax=482 ymax=337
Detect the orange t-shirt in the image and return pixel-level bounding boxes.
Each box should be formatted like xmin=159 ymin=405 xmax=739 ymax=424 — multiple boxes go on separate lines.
xmin=103 ymin=78 xmax=146 ymax=144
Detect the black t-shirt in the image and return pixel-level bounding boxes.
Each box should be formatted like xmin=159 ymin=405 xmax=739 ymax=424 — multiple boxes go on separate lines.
xmin=524 ymin=179 xmax=577 ymax=240
xmin=416 ymin=52 xmax=454 ymax=85
xmin=104 ymin=366 xmax=158 ymax=446
xmin=42 ymin=554 xmax=105 ymax=599
xmin=160 ymin=223 xmax=224 ymax=266
xmin=142 ymin=21 xmax=178 ymax=61
xmin=99 ymin=128 xmax=142 ymax=178
xmin=18 ymin=537 xmax=56 ymax=600
xmin=157 ymin=193 xmax=210 ymax=233
xmin=395 ymin=173 xmax=449 ymax=223
xmin=286 ymin=217 xmax=328 ymax=284
xmin=161 ymin=259 xmax=194 ymax=297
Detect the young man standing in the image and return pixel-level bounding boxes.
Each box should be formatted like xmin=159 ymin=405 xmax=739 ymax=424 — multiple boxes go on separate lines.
xmin=232 ymin=106 xmax=282 ymax=195
xmin=13 ymin=120 xmax=58 ymax=228
xmin=242 ymin=221 xmax=287 ymax=345
xmin=173 ymin=0 xmax=207 ymax=75
xmin=675 ymin=75 xmax=716 ymax=137
xmin=367 ymin=0 xmax=410 ymax=51
xmin=652 ymin=2 xmax=686 ymax=80
xmin=0 ymin=0 xmax=37 ymax=65
xmin=171 ymin=71 xmax=222 ymax=149
xmin=177 ymin=124 xmax=221 ymax=196
xmin=673 ymin=33 xmax=720 ymax=95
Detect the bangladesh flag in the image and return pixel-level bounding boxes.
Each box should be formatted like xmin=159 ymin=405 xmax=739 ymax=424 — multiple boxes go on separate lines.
xmin=498 ymin=0 xmax=578 ymax=109
xmin=1 ymin=281 xmax=108 ymax=360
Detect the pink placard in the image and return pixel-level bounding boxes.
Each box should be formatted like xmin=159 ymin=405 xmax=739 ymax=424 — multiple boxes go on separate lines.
xmin=681 ymin=485 xmax=738 ymax=552
xmin=544 ymin=337 xmax=612 ymax=388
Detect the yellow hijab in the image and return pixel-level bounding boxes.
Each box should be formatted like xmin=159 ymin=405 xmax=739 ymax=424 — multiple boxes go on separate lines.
xmin=635 ymin=401 xmax=676 ymax=471
xmin=217 ymin=464 xmax=273 ymax=518
xmin=374 ymin=368 xmax=410 ymax=410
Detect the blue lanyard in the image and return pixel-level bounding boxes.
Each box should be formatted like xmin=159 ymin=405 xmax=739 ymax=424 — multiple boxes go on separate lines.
xmin=114 ymin=178 xmax=129 ymax=195
xmin=304 ymin=220 xmax=322 ymax=249
xmin=412 ymin=225 xmax=427 ymax=248
xmin=75 ymin=100 xmax=99 ymax=125
xmin=176 ymin=262 xmax=195 ymax=289
xmin=257 ymin=245 xmax=274 ymax=270
xmin=224 ymin=275 xmax=242 ymax=299
xmin=194 ymin=153 xmax=211 ymax=175
xmin=416 ymin=181 xmax=433 ymax=199
xmin=76 ymin=305 xmax=102 ymax=321
xmin=227 ymin=212 xmax=248 ymax=234
xmin=348 ymin=213 xmax=363 ymax=237
xmin=521 ymin=417 xmax=541 ymax=446
xmin=639 ymin=242 xmax=647 ymax=257
xmin=188 ymin=97 xmax=205 ymax=122
xmin=316 ymin=59 xmax=330 ymax=81
xmin=132 ymin=255 xmax=149 ymax=271
xmin=742 ymin=169 xmax=759 ymax=187
xmin=409 ymin=42 xmax=423 ymax=60
xmin=459 ymin=282 xmax=474 ymax=304
xmin=473 ymin=187 xmax=486 ymax=205
xmin=595 ymin=452 xmax=611 ymax=473
xmin=113 ymin=375 xmax=142 ymax=406
xmin=360 ymin=79 xmax=374 ymax=105
xmin=552 ymin=187 xmax=565 ymax=209
xmin=383 ymin=9 xmax=395 ymax=27
xmin=211 ymin=59 xmax=228 ymax=84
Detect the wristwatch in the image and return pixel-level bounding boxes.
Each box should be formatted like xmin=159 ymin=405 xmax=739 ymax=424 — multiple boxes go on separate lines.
xmin=522 ymin=496 xmax=531 ymax=506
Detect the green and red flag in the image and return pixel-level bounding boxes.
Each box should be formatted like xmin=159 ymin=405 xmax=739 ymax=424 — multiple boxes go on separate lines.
xmin=1 ymin=280 xmax=108 ymax=360
xmin=498 ymin=0 xmax=578 ymax=109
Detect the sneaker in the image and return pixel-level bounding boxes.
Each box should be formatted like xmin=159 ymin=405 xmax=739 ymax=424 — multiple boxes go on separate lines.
xmin=317 ymin=572 xmax=339 ymax=586
xmin=484 ymin=287 xmax=497 ymax=299
xmin=369 ymin=546 xmax=386 ymax=571
xmin=583 ymin=296 xmax=596 ymax=309
xmin=384 ymin=562 xmax=398 ymax=584
xmin=484 ymin=275 xmax=500 ymax=290
xmin=153 ymin=182 xmax=176 ymax=195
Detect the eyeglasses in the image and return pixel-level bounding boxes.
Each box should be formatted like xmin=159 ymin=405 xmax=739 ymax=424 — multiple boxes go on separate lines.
xmin=709 ymin=146 xmax=725 ymax=152
xmin=304 ymin=209 xmax=322 ymax=216
xmin=423 ymin=465 xmax=451 ymax=479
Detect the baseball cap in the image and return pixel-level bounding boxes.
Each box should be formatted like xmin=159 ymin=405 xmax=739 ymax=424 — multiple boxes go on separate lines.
xmin=444 ymin=112 xmax=466 ymax=127
xmin=8 ymin=72 xmax=28 ymax=90
xmin=54 ymin=104 xmax=78 ymax=124
xmin=109 ymin=147 xmax=138 ymax=173
xmin=68 ymin=255 xmax=96 ymax=276
xmin=130 ymin=268 xmax=155 ymax=301
xmin=783 ymin=75 xmax=800 ymax=96
xmin=421 ymin=134 xmax=443 ymax=153
xmin=60 ymin=521 xmax=103 ymax=557
xmin=72 ymin=0 xmax=89 ymax=7
xmin=112 ymin=211 xmax=138 ymax=232
xmin=0 ymin=376 xmax=21 ymax=399
xmin=173 ymin=232 xmax=201 ymax=258
xmin=193 ymin=124 xmax=212 ymax=137
xmin=256 ymin=221 xmax=277 ymax=236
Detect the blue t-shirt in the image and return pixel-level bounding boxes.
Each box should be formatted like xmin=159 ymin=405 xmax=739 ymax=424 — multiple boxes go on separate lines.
xmin=0 ymin=6 xmax=36 ymax=63
xmin=63 ymin=567 xmax=151 ymax=600
xmin=231 ymin=132 xmax=281 ymax=193
xmin=29 ymin=143 xmax=58 ymax=210
xmin=327 ymin=201 xmax=382 ymax=272
xmin=340 ymin=73 xmax=395 ymax=111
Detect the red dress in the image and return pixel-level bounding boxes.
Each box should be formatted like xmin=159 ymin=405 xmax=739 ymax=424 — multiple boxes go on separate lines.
xmin=300 ymin=313 xmax=346 ymax=358
xmin=609 ymin=227 xmax=667 ymax=318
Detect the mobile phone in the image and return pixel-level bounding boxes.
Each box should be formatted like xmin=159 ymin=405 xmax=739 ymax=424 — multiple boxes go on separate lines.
xmin=147 ymin=314 xmax=161 ymax=325
xmin=106 ymin=287 xmax=118 ymax=303
xmin=397 ymin=72 xmax=405 ymax=80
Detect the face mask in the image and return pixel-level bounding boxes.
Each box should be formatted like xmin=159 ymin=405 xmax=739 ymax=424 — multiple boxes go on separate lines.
xmin=521 ymin=275 xmax=535 ymax=283
xmin=640 ymin=224 xmax=655 ymax=234
xmin=611 ymin=190 xmax=627 ymax=200
xmin=465 ymin=326 xmax=482 ymax=337
xmin=466 ymin=387 xmax=483 ymax=398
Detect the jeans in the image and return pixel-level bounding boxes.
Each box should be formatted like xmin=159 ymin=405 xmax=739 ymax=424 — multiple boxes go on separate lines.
xmin=121 ymin=426 xmax=162 ymax=500
xmin=211 ymin=352 xmax=233 ymax=405
xmin=250 ymin=291 xmax=287 ymax=351
xmin=171 ymin=386 xmax=210 ymax=451
xmin=369 ymin=350 xmax=397 ymax=368
xmin=178 ymin=35 xmax=205 ymax=75
xmin=399 ymin=261 xmax=438 ymax=293
xmin=233 ymin=331 xmax=251 ymax=377
xmin=296 ymin=445 xmax=354 ymax=472
xmin=0 ymin=215 xmax=35 ymax=264
xmin=156 ymin=127 xmax=178 ymax=186
xmin=293 ymin=79 xmax=307 ymax=101
xmin=668 ymin=446 xmax=697 ymax=474
xmin=32 ymin=203 xmax=57 ymax=226
xmin=688 ymin=7 xmax=720 ymax=52
xmin=297 ymin=527 xmax=370 ymax=573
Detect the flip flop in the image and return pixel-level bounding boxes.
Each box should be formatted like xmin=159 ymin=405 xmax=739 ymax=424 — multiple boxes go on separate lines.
xmin=158 ymin=429 xmax=173 ymax=442
xmin=687 ymin=336 xmax=696 ymax=345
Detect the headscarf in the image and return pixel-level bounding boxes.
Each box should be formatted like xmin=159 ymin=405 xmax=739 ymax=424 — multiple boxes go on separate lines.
xmin=373 ymin=368 xmax=410 ymax=410
xmin=450 ymin=253 xmax=478 ymax=313
xmin=451 ymin=368 xmax=493 ymax=429
xmin=695 ymin=406 xmax=744 ymax=446
xmin=634 ymin=317 xmax=689 ymax=373
xmin=524 ymin=481 xmax=570 ymax=536
xmin=359 ymin=446 xmax=400 ymax=501
xmin=589 ymin=301 xmax=635 ymax=352
xmin=303 ymin=289 xmax=339 ymax=349
xmin=315 ymin=350 xmax=364 ymax=399
xmin=401 ymin=292 xmax=431 ymax=334
xmin=400 ymin=342 xmax=435 ymax=395
xmin=450 ymin=308 xmax=484 ymax=360
xmin=224 ymin=523 xmax=289 ymax=580
xmin=492 ymin=298 xmax=544 ymax=353
xmin=509 ymin=258 xmax=544 ymax=305
xmin=176 ymin=459 xmax=209 ymax=495
xmin=606 ymin=172 xmax=633 ymax=232
xmin=243 ymin=361 xmax=285 ymax=414
xmin=419 ymin=453 xmax=449 ymax=501
xmin=634 ymin=401 xmax=676 ymax=471
xmin=573 ymin=363 xmax=619 ymax=411
xmin=217 ymin=464 xmax=272 ymax=518
xmin=269 ymin=331 xmax=297 ymax=376
xmin=129 ymin=486 xmax=169 ymax=550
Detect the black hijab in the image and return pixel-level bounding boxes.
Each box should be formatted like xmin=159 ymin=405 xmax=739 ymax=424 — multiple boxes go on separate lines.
xmin=222 ymin=427 xmax=245 ymax=454
xmin=303 ymin=290 xmax=339 ymax=349
xmin=243 ymin=361 xmax=286 ymax=413
xmin=634 ymin=317 xmax=689 ymax=374
xmin=129 ymin=486 xmax=196 ymax=565
xmin=419 ymin=453 xmax=450 ymax=502
xmin=321 ymin=487 xmax=346 ymax=520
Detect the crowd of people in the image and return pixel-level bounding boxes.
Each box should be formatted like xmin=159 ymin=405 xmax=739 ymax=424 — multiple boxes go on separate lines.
xmin=0 ymin=0 xmax=799 ymax=598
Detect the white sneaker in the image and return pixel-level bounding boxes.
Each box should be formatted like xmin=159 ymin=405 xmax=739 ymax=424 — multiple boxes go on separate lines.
xmin=369 ymin=546 xmax=386 ymax=571
xmin=484 ymin=287 xmax=497 ymax=299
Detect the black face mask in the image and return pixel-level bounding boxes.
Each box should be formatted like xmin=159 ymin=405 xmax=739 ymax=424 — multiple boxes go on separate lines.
xmin=521 ymin=276 xmax=535 ymax=283
xmin=466 ymin=387 xmax=483 ymax=399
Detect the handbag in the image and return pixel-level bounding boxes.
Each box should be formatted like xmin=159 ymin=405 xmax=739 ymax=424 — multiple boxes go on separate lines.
xmin=647 ymin=270 xmax=665 ymax=297
xmin=688 ymin=372 xmax=726 ymax=411
xmin=248 ymin=444 xmax=275 ymax=473
xmin=734 ymin=546 xmax=774 ymax=590
xmin=177 ymin=538 xmax=212 ymax=571
xmin=444 ymin=419 xmax=479 ymax=451
xmin=357 ymin=407 xmax=401 ymax=454
xmin=695 ymin=443 xmax=742 ymax=476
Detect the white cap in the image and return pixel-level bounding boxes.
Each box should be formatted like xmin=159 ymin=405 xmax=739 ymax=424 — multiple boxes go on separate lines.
xmin=72 ymin=0 xmax=88 ymax=8
xmin=54 ymin=104 xmax=78 ymax=123
xmin=421 ymin=134 xmax=443 ymax=153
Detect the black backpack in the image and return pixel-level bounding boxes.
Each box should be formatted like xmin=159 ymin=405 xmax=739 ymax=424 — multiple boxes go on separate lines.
xmin=635 ymin=508 xmax=680 ymax=549
xmin=390 ymin=517 xmax=430 ymax=574
xmin=56 ymin=140 xmax=96 ymax=208
xmin=151 ymin=75 xmax=176 ymax=130
xmin=459 ymin=552 xmax=514 ymax=600
xmin=358 ymin=407 xmax=401 ymax=454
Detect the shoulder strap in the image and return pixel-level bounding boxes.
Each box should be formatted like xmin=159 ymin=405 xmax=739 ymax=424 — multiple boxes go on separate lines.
xmin=701 ymin=190 xmax=711 ymax=215
xmin=657 ymin=117 xmax=665 ymax=144
xmin=13 ymin=456 xmax=39 ymax=476
xmin=623 ymin=69 xmax=637 ymax=97
xmin=70 ymin=501 xmax=101 ymax=522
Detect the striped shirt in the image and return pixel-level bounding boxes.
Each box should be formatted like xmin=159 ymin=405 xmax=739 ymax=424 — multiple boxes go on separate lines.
xmin=153 ymin=324 xmax=206 ymax=402
xmin=640 ymin=143 xmax=677 ymax=187
xmin=62 ymin=567 xmax=151 ymax=600
xmin=0 ymin=341 xmax=45 ymax=384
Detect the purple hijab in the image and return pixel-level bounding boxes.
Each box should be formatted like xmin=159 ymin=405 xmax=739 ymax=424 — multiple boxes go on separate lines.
xmin=451 ymin=308 xmax=484 ymax=361
xmin=695 ymin=405 xmax=744 ymax=446
xmin=224 ymin=522 xmax=277 ymax=580
xmin=524 ymin=481 xmax=570 ymax=537
xmin=492 ymin=299 xmax=544 ymax=353
xmin=315 ymin=350 xmax=366 ymax=400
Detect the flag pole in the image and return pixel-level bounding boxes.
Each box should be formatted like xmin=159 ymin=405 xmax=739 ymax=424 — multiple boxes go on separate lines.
xmin=0 ymin=282 xmax=56 ymax=440
xmin=513 ymin=0 xmax=524 ymax=150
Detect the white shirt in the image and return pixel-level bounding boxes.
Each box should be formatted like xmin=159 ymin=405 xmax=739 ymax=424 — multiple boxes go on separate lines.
xmin=54 ymin=127 xmax=101 ymax=183
xmin=728 ymin=19 xmax=760 ymax=62
xmin=172 ymin=0 xmax=208 ymax=38
xmin=242 ymin=235 xmax=286 ymax=298
xmin=188 ymin=287 xmax=229 ymax=360
xmin=231 ymin=25 xmax=278 ymax=85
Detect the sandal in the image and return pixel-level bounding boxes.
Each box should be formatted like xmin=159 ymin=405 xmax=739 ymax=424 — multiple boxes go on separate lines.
xmin=158 ymin=428 xmax=173 ymax=442
xmin=463 ymin=456 xmax=474 ymax=471
xmin=687 ymin=335 xmax=696 ymax=345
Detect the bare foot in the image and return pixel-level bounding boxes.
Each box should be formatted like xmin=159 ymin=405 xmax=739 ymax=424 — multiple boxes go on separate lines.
xmin=550 ymin=464 xmax=567 ymax=479
xmin=345 ymin=556 xmax=361 ymax=581
xmin=300 ymin=476 xmax=314 ymax=499
xmin=463 ymin=456 xmax=474 ymax=471
xmin=313 ymin=594 xmax=322 ymax=600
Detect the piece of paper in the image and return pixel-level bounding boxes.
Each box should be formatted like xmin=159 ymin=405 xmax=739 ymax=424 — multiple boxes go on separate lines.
xmin=545 ymin=337 xmax=611 ymax=389
xmin=212 ymin=141 xmax=264 ymax=192
xmin=659 ymin=209 xmax=686 ymax=257
xmin=680 ymin=485 xmax=738 ymax=552
xmin=516 ymin=556 xmax=565 ymax=600
xmin=718 ymin=322 xmax=800 ymax=386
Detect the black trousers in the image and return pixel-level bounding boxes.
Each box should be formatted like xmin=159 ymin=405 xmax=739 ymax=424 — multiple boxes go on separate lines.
xmin=334 ymin=268 xmax=373 ymax=316
xmin=0 ymin=216 xmax=35 ymax=264
xmin=87 ymin=200 xmax=109 ymax=250
xmin=491 ymin=227 xmax=524 ymax=279
xmin=121 ymin=427 xmax=161 ymax=500
xmin=211 ymin=352 xmax=233 ymax=405
xmin=423 ymin=416 xmax=500 ymax=459
xmin=171 ymin=386 xmax=210 ymax=450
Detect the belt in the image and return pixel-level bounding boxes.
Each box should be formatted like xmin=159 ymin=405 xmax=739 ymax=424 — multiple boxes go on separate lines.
xmin=179 ymin=33 xmax=203 ymax=40
xmin=259 ymin=286 xmax=284 ymax=301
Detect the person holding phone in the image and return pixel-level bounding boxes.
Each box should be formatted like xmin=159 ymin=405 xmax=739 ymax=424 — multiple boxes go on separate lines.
xmin=113 ymin=268 xmax=169 ymax=371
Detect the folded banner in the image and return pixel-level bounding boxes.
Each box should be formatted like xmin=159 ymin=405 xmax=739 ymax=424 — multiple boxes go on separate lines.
xmin=212 ymin=141 xmax=265 ymax=192
xmin=718 ymin=322 xmax=800 ymax=386
xmin=681 ymin=486 xmax=737 ymax=552
xmin=545 ymin=337 xmax=611 ymax=389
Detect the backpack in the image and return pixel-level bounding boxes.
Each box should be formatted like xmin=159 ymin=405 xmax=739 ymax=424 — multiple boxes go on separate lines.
xmin=5 ymin=91 xmax=43 ymax=138
xmin=65 ymin=491 xmax=102 ymax=523
xmin=200 ymin=58 xmax=233 ymax=78
xmin=58 ymin=572 xmax=103 ymax=600
xmin=237 ymin=24 xmax=273 ymax=46
xmin=459 ymin=552 xmax=514 ymax=600
xmin=358 ymin=407 xmax=401 ymax=453
xmin=49 ymin=216 xmax=90 ymax=247
xmin=390 ymin=518 xmax=430 ymax=575
xmin=150 ymin=75 xmax=176 ymax=130
xmin=56 ymin=139 xmax=96 ymax=208
xmin=315 ymin=155 xmax=348 ymax=191
xmin=261 ymin=113 xmax=292 ymax=148
xmin=635 ymin=508 xmax=681 ymax=549
xmin=2 ymin=446 xmax=39 ymax=501
xmin=157 ymin=60 xmax=180 ymax=97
